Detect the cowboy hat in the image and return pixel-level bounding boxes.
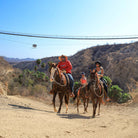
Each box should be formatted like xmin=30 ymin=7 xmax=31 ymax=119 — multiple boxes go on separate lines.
xmin=95 ymin=61 xmax=102 ymax=66
xmin=59 ymin=55 xmax=68 ymax=61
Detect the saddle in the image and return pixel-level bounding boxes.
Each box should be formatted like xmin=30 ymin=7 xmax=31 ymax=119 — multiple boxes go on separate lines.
xmin=62 ymin=73 xmax=70 ymax=86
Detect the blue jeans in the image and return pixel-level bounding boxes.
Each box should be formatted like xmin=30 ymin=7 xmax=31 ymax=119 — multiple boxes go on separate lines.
xmin=100 ymin=77 xmax=108 ymax=94
xmin=67 ymin=73 xmax=74 ymax=92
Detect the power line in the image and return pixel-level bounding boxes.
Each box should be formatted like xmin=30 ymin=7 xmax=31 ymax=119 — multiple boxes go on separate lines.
xmin=0 ymin=30 xmax=138 ymax=40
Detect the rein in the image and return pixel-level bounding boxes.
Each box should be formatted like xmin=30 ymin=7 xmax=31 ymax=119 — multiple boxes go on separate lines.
xmin=52 ymin=68 xmax=67 ymax=87
xmin=90 ymin=77 xmax=104 ymax=98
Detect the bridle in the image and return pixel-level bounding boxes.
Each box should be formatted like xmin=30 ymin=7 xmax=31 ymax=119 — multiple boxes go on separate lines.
xmin=50 ymin=67 xmax=67 ymax=87
xmin=90 ymin=73 xmax=103 ymax=97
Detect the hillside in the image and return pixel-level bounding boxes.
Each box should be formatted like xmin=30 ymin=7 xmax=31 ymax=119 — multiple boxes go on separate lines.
xmin=0 ymin=57 xmax=13 ymax=95
xmin=13 ymin=42 xmax=138 ymax=92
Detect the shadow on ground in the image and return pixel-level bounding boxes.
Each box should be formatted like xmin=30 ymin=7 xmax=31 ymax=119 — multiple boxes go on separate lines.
xmin=8 ymin=104 xmax=53 ymax=113
xmin=57 ymin=113 xmax=90 ymax=119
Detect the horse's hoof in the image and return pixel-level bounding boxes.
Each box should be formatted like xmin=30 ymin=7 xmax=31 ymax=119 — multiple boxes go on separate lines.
xmin=98 ymin=113 xmax=100 ymax=116
xmin=92 ymin=116 xmax=95 ymax=118
xmin=85 ymin=109 xmax=88 ymax=113
xmin=54 ymin=108 xmax=57 ymax=112
xmin=83 ymin=111 xmax=86 ymax=114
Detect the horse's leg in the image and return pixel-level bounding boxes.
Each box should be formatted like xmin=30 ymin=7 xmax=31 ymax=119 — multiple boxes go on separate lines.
xmin=57 ymin=93 xmax=64 ymax=113
xmin=98 ymin=97 xmax=102 ymax=115
xmin=86 ymin=98 xmax=89 ymax=112
xmin=53 ymin=92 xmax=57 ymax=112
xmin=92 ymin=98 xmax=95 ymax=118
xmin=98 ymin=101 xmax=100 ymax=115
xmin=77 ymin=96 xmax=80 ymax=114
xmin=92 ymin=103 xmax=95 ymax=118
xmin=65 ymin=93 xmax=69 ymax=113
xmin=92 ymin=98 xmax=98 ymax=118
xmin=83 ymin=98 xmax=86 ymax=114
xmin=95 ymin=98 xmax=98 ymax=116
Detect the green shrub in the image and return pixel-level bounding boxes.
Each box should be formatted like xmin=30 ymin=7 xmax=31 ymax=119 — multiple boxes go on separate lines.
xmin=108 ymin=85 xmax=123 ymax=102
xmin=74 ymin=81 xmax=81 ymax=90
xmin=103 ymin=76 xmax=112 ymax=87
xmin=118 ymin=93 xmax=132 ymax=103
xmin=109 ymin=85 xmax=132 ymax=103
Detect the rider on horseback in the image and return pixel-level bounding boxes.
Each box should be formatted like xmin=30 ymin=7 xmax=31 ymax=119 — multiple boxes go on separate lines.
xmin=93 ymin=61 xmax=110 ymax=101
xmin=58 ymin=55 xmax=74 ymax=97
xmin=80 ymin=72 xmax=88 ymax=86
xmin=73 ymin=72 xmax=88 ymax=100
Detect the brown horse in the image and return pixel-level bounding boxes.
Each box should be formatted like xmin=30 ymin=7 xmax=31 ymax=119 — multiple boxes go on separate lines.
xmin=49 ymin=63 xmax=70 ymax=113
xmin=88 ymin=70 xmax=104 ymax=118
xmin=76 ymin=85 xmax=89 ymax=114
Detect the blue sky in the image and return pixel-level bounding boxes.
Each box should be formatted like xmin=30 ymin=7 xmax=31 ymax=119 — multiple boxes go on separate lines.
xmin=0 ymin=0 xmax=138 ymax=58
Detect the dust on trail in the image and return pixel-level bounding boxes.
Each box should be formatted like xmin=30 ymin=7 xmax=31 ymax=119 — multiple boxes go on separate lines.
xmin=0 ymin=95 xmax=138 ymax=138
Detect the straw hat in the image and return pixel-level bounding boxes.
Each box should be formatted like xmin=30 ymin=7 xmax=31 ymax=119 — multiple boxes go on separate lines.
xmin=59 ymin=55 xmax=68 ymax=61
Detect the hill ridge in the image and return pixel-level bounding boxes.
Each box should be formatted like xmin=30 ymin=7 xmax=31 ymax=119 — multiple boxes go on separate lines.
xmin=13 ymin=42 xmax=138 ymax=92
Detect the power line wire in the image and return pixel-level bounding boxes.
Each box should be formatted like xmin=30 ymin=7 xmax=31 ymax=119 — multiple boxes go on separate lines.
xmin=0 ymin=30 xmax=138 ymax=40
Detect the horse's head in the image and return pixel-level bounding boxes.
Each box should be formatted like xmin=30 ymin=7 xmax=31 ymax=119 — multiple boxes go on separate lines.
xmin=49 ymin=62 xmax=59 ymax=82
xmin=90 ymin=70 xmax=98 ymax=85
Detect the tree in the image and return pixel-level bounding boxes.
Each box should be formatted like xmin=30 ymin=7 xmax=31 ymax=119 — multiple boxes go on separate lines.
xmin=41 ymin=63 xmax=45 ymax=68
xmin=34 ymin=65 xmax=38 ymax=72
xmin=36 ymin=59 xmax=41 ymax=66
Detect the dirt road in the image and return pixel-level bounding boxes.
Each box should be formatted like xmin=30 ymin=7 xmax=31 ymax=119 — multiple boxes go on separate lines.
xmin=0 ymin=95 xmax=137 ymax=138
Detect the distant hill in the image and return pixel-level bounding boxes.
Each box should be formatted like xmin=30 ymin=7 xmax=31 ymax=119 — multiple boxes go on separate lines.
xmin=3 ymin=56 xmax=35 ymax=63
xmin=13 ymin=42 xmax=138 ymax=92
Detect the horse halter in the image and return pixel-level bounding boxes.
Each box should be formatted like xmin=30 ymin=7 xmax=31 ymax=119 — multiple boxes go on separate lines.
xmin=50 ymin=67 xmax=58 ymax=82
xmin=90 ymin=73 xmax=104 ymax=97
xmin=90 ymin=73 xmax=99 ymax=90
xmin=50 ymin=66 xmax=67 ymax=87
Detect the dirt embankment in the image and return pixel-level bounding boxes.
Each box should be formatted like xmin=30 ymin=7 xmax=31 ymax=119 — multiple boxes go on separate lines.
xmin=0 ymin=94 xmax=138 ymax=138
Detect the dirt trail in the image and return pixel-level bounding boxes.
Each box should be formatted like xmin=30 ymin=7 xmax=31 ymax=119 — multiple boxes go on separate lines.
xmin=0 ymin=95 xmax=138 ymax=138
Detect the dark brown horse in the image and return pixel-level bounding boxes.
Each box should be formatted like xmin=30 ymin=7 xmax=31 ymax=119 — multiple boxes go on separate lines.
xmin=88 ymin=70 xmax=104 ymax=118
xmin=76 ymin=85 xmax=89 ymax=114
xmin=49 ymin=63 xmax=70 ymax=113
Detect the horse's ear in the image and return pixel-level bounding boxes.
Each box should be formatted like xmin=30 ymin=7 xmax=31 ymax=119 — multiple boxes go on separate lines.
xmin=48 ymin=62 xmax=52 ymax=66
xmin=90 ymin=69 xmax=92 ymax=73
xmin=56 ymin=63 xmax=58 ymax=67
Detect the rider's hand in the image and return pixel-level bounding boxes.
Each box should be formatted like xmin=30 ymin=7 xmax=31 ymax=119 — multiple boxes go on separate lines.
xmin=62 ymin=70 xmax=66 ymax=73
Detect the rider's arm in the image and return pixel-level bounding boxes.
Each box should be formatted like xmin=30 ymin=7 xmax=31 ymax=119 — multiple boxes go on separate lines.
xmin=85 ymin=77 xmax=88 ymax=84
xmin=65 ymin=60 xmax=72 ymax=70
xmin=96 ymin=73 xmax=100 ymax=83
xmin=100 ymin=68 xmax=104 ymax=77
xmin=57 ymin=62 xmax=61 ymax=69
xmin=93 ymin=69 xmax=96 ymax=72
